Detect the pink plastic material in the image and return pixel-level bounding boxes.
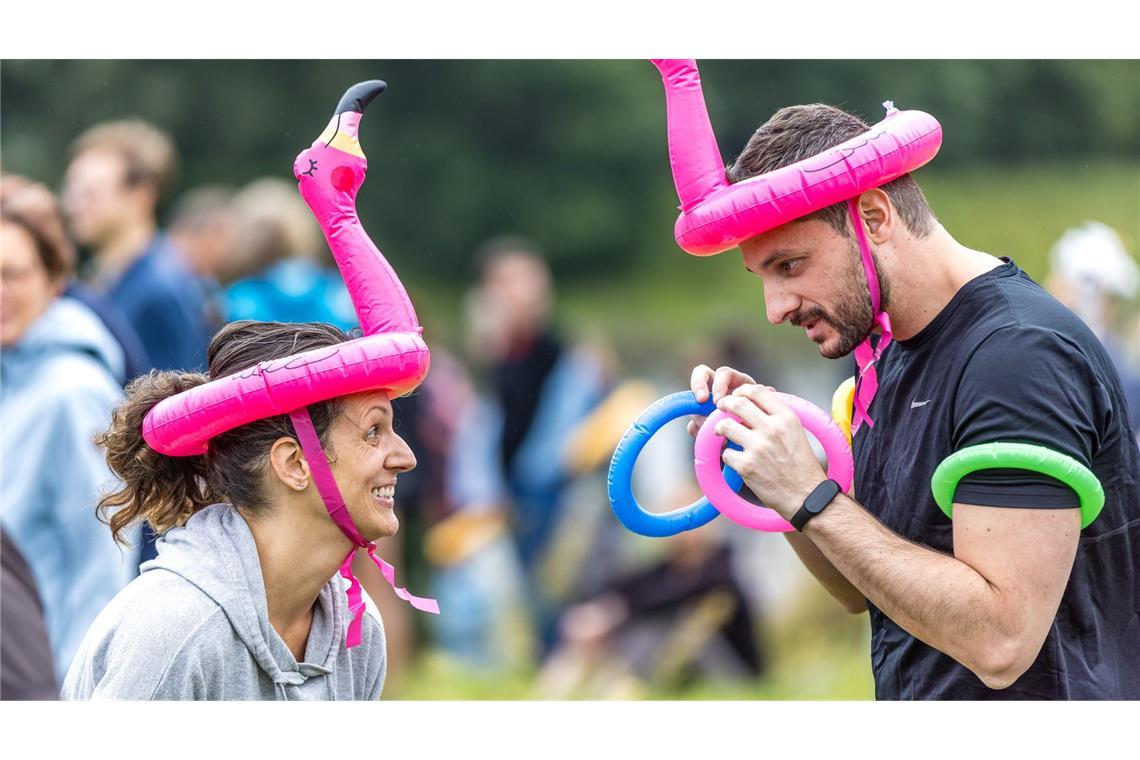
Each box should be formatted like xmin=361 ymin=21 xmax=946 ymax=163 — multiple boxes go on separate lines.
xmin=652 ymin=59 xmax=937 ymax=432
xmin=143 ymin=89 xmax=429 ymax=457
xmin=652 ymin=59 xmax=942 ymax=257
xmin=692 ymin=392 xmax=854 ymax=532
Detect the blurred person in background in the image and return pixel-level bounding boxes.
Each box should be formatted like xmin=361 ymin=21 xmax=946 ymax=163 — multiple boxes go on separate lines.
xmin=64 ymin=119 xmax=214 ymax=566
xmin=539 ymin=511 xmax=764 ymax=698
xmin=1045 ymin=221 xmax=1140 ymax=440
xmin=444 ymin=236 xmax=607 ymax=659
xmin=221 ymin=177 xmax=357 ymax=331
xmin=168 ymin=185 xmax=242 ymax=337
xmin=0 ymin=175 xmax=150 ymax=381
xmin=1 ymin=528 xmax=59 ymax=700
xmin=1 ymin=197 xmax=135 ymax=686
xmin=63 ymin=119 xmax=211 ymax=373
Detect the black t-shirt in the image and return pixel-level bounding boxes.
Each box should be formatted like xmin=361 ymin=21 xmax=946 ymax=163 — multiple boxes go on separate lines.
xmin=852 ymin=258 xmax=1140 ymax=700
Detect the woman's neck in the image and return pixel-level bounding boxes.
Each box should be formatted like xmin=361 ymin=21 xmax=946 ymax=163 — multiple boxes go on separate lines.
xmin=241 ymin=505 xmax=352 ymax=661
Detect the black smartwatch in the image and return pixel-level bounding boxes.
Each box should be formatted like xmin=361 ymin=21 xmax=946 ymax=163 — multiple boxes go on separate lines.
xmin=790 ymin=479 xmax=841 ymax=531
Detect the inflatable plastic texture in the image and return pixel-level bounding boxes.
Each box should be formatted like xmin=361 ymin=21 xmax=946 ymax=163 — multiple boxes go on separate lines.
xmin=831 ymin=377 xmax=856 ymax=446
xmin=608 ymin=391 xmax=743 ymax=537
xmin=143 ymin=81 xmax=429 ymax=456
xmin=931 ymin=442 xmax=1105 ymax=530
xmin=694 ymin=392 xmax=854 ymax=532
xmin=651 ymin=59 xmax=943 ymax=257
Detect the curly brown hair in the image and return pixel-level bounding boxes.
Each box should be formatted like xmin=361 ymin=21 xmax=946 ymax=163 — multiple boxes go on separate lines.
xmin=97 ymin=320 xmax=350 ymax=545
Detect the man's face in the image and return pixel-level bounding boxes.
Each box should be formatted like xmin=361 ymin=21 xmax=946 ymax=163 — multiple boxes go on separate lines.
xmin=62 ymin=149 xmax=141 ymax=246
xmin=740 ymin=218 xmax=877 ymax=359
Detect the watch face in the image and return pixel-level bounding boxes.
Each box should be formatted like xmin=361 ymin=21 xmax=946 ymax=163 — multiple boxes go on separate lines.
xmin=796 ymin=480 xmax=841 ymax=529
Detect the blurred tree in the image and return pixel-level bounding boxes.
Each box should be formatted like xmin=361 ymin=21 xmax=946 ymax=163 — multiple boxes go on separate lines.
xmin=3 ymin=60 xmax=1137 ymax=287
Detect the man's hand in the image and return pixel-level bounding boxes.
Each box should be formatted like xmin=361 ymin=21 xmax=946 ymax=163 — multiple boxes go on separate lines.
xmin=687 ymin=364 xmax=760 ymax=439
xmin=713 ymin=384 xmax=827 ymax=516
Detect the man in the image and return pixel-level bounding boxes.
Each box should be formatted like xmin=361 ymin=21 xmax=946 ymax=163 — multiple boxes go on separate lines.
xmin=690 ymin=103 xmax=1140 ymax=699
xmin=63 ymin=119 xmax=211 ymax=373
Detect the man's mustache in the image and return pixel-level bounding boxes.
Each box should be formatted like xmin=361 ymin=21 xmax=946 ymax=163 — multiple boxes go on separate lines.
xmin=790 ymin=306 xmax=830 ymax=328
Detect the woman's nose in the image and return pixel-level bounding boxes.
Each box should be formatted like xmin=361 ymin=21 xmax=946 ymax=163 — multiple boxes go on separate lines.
xmin=387 ymin=434 xmax=417 ymax=473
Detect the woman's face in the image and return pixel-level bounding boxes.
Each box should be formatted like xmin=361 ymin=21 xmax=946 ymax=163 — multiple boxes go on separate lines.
xmin=326 ymin=391 xmax=417 ymax=542
xmin=1 ymin=220 xmax=60 ymax=347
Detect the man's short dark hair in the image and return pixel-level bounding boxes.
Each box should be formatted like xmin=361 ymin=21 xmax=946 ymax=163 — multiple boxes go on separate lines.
xmin=726 ymin=103 xmax=936 ymax=238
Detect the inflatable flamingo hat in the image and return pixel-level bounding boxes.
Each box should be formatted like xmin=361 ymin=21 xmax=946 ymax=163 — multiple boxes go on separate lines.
xmin=143 ymin=80 xmax=439 ymax=648
xmin=652 ymin=59 xmax=943 ymax=433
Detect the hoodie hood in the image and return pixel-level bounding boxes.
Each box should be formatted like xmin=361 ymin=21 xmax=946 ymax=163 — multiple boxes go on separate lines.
xmin=1 ymin=296 xmax=126 ymax=387
xmin=143 ymin=504 xmax=350 ymax=694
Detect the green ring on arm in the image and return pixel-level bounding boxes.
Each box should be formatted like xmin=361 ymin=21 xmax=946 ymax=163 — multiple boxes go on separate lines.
xmin=931 ymin=442 xmax=1105 ymax=530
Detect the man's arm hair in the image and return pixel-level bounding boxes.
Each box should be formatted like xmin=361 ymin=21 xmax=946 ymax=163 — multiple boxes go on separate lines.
xmin=803 ymin=494 xmax=1079 ymax=689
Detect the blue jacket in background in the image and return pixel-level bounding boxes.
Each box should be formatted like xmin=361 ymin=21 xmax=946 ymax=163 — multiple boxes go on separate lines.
xmin=222 ymin=259 xmax=358 ymax=332
xmin=106 ymin=233 xmax=212 ymax=372
xmin=1 ymin=296 xmax=137 ymax=683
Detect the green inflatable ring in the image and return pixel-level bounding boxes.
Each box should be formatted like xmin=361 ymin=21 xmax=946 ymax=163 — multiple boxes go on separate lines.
xmin=931 ymin=442 xmax=1104 ymax=530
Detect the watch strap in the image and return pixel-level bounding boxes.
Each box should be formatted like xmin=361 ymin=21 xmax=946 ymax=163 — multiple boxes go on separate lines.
xmin=791 ymin=478 xmax=842 ymax=531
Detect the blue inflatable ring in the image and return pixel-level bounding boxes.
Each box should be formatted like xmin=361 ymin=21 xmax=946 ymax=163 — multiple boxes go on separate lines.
xmin=607 ymin=391 xmax=744 ymax=537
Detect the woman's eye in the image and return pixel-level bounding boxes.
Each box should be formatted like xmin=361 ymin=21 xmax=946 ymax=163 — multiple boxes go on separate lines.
xmin=366 ymin=426 xmax=379 ymax=441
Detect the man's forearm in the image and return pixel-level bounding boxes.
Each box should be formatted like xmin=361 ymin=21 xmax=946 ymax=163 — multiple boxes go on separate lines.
xmin=801 ymin=494 xmax=1025 ymax=687
xmin=783 ymin=532 xmax=866 ymax=613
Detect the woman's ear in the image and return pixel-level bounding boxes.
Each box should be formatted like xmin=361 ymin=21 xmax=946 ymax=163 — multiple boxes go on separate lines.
xmin=268 ymin=436 xmax=310 ymax=492
xmin=860 ymin=188 xmax=894 ymax=244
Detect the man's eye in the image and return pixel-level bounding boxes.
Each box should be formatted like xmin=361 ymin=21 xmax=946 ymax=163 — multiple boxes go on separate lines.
xmin=780 ymin=259 xmax=802 ymax=274
xmin=366 ymin=426 xmax=379 ymax=440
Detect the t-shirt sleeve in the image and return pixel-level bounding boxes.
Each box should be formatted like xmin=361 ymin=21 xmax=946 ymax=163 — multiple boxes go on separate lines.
xmin=950 ymin=325 xmax=1110 ymax=508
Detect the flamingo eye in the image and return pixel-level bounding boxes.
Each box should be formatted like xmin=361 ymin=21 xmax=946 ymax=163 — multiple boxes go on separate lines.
xmin=302 ymin=159 xmax=318 ymax=177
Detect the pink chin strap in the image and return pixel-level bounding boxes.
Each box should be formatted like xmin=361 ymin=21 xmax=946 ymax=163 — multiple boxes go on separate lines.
xmin=847 ymin=198 xmax=893 ymax=435
xmin=289 ymin=408 xmax=439 ymax=649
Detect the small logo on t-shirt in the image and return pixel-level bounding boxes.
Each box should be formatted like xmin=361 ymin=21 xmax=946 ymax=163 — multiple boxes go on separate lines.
xmin=910 ymin=399 xmax=932 ymax=409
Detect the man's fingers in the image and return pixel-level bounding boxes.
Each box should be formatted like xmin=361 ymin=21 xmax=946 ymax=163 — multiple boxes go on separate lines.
xmin=690 ymin=364 xmax=714 ymax=403
xmin=733 ymin=383 xmax=791 ymax=417
xmin=716 ymin=394 xmax=768 ymax=430
xmin=713 ymin=417 xmax=752 ymax=448
xmin=711 ymin=366 xmax=751 ymax=402
xmin=687 ymin=415 xmax=707 ymax=439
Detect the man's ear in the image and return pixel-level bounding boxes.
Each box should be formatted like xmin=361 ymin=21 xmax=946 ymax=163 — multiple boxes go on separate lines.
xmin=859 ymin=188 xmax=894 ymax=244
xmin=268 ymin=436 xmax=310 ymax=492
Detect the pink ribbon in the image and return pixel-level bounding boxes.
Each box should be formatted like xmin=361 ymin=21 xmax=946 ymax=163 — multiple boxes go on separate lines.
xmin=289 ymin=408 xmax=439 ymax=649
xmin=847 ymin=199 xmax=892 ymax=435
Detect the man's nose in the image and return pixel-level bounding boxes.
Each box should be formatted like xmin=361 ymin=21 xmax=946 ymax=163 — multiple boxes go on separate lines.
xmin=763 ymin=283 xmax=799 ymax=325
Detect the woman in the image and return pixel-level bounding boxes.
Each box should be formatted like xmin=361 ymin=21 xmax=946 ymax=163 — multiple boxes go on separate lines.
xmin=0 ymin=189 xmax=133 ymax=686
xmin=62 ymin=79 xmax=439 ymax=700
xmin=63 ymin=320 xmax=414 ymax=699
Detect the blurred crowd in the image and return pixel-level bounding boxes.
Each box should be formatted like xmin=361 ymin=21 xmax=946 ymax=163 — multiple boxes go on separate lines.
xmin=3 ymin=117 xmax=1139 ymax=699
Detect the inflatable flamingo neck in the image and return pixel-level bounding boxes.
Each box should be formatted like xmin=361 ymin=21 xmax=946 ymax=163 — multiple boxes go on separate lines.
xmin=652 ymin=59 xmax=728 ymax=213
xmin=294 ymin=80 xmax=421 ymax=337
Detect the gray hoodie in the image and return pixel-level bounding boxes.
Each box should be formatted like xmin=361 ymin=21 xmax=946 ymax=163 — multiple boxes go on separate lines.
xmin=62 ymin=504 xmax=386 ymax=700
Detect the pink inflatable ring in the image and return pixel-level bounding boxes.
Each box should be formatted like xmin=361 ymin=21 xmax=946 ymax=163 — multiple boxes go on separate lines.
xmin=693 ymin=392 xmax=854 ymax=532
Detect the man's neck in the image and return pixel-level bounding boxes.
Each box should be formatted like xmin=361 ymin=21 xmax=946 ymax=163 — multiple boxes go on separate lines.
xmin=880 ymin=224 xmax=1004 ymax=342
xmin=91 ymin=220 xmax=157 ymax=288
xmin=241 ymin=505 xmax=353 ymax=662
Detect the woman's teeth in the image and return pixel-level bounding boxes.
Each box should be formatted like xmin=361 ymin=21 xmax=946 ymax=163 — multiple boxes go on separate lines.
xmin=372 ymin=486 xmax=395 ymax=500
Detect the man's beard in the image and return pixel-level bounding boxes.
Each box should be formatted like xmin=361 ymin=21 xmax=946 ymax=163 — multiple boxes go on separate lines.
xmin=790 ymin=240 xmax=888 ymax=359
